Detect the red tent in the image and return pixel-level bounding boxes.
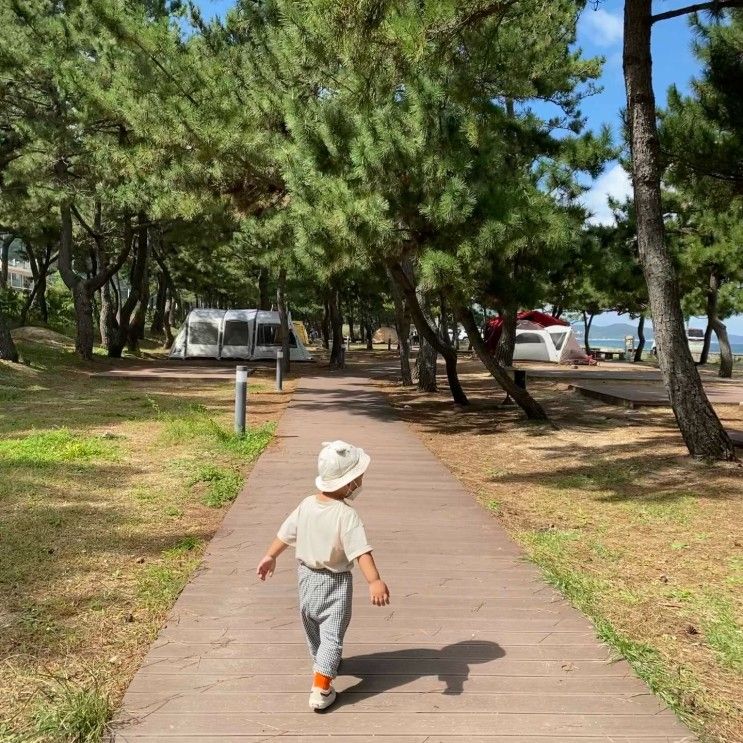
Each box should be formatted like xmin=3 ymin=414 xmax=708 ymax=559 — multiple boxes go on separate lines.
xmin=484 ymin=311 xmax=568 ymax=352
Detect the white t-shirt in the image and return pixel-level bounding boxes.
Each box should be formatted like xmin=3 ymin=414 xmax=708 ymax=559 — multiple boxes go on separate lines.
xmin=277 ymin=495 xmax=372 ymax=573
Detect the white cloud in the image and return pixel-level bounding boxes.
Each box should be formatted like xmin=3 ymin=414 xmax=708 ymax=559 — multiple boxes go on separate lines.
xmin=581 ymin=164 xmax=633 ymax=226
xmin=581 ymin=8 xmax=623 ymax=47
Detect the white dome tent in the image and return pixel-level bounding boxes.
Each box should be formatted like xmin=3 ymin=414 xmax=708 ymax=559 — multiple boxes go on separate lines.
xmin=513 ymin=320 xmax=590 ymax=364
xmin=485 ymin=310 xmax=595 ymax=365
xmin=169 ymin=309 xmax=313 ymax=361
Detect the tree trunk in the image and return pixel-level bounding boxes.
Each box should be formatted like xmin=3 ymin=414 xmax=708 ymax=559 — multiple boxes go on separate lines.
xmin=99 ymin=280 xmax=117 ymax=351
xmin=1 ymin=234 xmax=12 ymax=289
xmin=72 ymin=283 xmax=95 ymax=360
xmin=711 ymin=321 xmax=732 ymax=378
xmin=458 ymin=306 xmax=550 ymax=421
xmin=623 ymin=0 xmax=736 ymax=460
xmin=36 ymin=271 xmax=48 ymax=324
xmin=348 ymin=302 xmax=356 ymax=343
xmin=388 ymin=271 xmax=413 ymax=386
xmin=415 ymin=337 xmax=438 ymax=392
xmin=699 ymin=319 xmax=713 ymax=366
xmin=163 ymin=288 xmax=176 ymax=349
xmin=634 ymin=313 xmax=646 ymax=362
xmin=126 ymin=247 xmax=149 ymax=353
xmin=59 ymin=201 xmax=133 ymax=359
xmin=20 ymin=243 xmax=56 ymax=327
xmin=494 ymin=305 xmax=517 ymax=367
xmin=19 ymin=282 xmax=40 ymax=326
xmin=711 ymin=318 xmax=733 ymax=378
xmin=105 ymin=217 xmax=145 ymax=357
xmin=328 ymin=286 xmax=345 ymax=368
xmin=701 ymin=272 xmax=732 ymax=378
xmin=0 ymin=306 xmax=18 ymax=361
xmin=258 ymin=267 xmax=270 ymax=310
xmin=414 ymin=285 xmax=438 ymax=392
xmin=451 ymin=318 xmax=460 ymax=351
xmin=365 ymin=318 xmax=373 ymax=350
xmin=150 ymin=270 xmax=166 ymax=336
xmin=582 ymin=310 xmax=594 ymax=354
xmin=388 ymin=261 xmax=467 ymax=404
xmin=321 ymin=298 xmax=331 ymax=350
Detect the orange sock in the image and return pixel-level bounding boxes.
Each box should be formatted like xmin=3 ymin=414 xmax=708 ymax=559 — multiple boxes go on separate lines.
xmin=313 ymin=672 xmax=332 ymax=691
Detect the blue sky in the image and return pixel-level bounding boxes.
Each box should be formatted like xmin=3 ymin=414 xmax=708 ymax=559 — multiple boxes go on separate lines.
xmin=194 ymin=0 xmax=742 ymax=334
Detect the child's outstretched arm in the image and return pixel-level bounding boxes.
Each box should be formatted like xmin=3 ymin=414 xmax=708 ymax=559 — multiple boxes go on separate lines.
xmin=257 ymin=538 xmax=288 ymax=581
xmin=357 ymin=552 xmax=390 ymax=606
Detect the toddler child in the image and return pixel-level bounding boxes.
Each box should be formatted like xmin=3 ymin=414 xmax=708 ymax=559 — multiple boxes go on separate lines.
xmin=257 ymin=440 xmax=390 ymax=710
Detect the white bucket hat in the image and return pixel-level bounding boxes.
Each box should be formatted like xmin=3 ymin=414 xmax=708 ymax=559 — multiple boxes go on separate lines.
xmin=315 ymin=440 xmax=371 ymax=492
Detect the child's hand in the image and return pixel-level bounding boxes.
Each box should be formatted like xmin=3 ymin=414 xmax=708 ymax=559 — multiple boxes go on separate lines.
xmin=256 ymin=555 xmax=276 ymax=581
xmin=369 ymin=579 xmax=390 ymax=606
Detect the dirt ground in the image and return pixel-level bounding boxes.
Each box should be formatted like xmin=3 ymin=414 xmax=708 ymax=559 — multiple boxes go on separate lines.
xmin=379 ymin=355 xmax=742 ymax=743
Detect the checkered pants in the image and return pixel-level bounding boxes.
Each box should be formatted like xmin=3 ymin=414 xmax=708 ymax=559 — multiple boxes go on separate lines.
xmin=297 ymin=562 xmax=353 ymax=678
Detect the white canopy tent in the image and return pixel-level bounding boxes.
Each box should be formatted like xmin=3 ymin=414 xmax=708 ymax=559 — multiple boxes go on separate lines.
xmin=512 ymin=321 xmax=589 ymax=364
xmin=169 ymin=309 xmax=312 ymax=361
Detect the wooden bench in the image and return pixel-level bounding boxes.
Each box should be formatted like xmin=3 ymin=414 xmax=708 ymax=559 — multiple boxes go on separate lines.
xmin=590 ymin=348 xmax=623 ymax=361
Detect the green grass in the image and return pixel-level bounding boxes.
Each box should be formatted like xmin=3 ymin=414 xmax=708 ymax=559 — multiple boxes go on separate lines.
xmin=1 ymin=337 xmax=289 ymax=737
xmin=549 ymin=462 xmax=639 ymax=491
xmin=701 ymin=596 xmax=743 ymax=673
xmin=728 ymin=556 xmax=743 ymax=587
xmin=0 ymin=429 xmax=118 ymax=467
xmin=590 ymin=539 xmax=624 ymax=562
xmin=519 ymin=526 xmax=704 ymax=730
xmin=32 ymin=677 xmax=111 ymax=743
xmin=632 ymin=493 xmax=697 ymax=525
xmin=137 ymin=537 xmax=204 ymax=611
xmin=188 ymin=465 xmax=243 ymax=508
xmin=160 ymin=406 xmax=276 ymax=457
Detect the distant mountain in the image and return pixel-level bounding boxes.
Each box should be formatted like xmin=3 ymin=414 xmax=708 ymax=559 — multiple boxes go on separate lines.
xmin=571 ymin=321 xmax=743 ymax=345
xmin=571 ymin=322 xmax=654 ymax=340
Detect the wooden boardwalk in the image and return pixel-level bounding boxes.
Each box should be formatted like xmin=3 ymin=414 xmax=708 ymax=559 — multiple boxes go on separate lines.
xmin=113 ymin=371 xmax=695 ymax=742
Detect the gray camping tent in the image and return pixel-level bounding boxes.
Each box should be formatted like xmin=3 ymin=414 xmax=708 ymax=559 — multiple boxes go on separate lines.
xmin=169 ymin=309 xmax=313 ymax=361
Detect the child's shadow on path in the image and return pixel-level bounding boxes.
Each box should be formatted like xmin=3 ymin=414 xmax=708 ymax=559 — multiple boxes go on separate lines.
xmin=335 ymin=641 xmax=504 ymax=707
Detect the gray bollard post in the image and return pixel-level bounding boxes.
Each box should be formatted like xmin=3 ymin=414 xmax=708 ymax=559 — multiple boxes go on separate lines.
xmin=345 ymin=336 xmax=351 ymax=352
xmin=234 ymin=365 xmax=248 ymax=435
xmin=276 ymin=351 xmax=284 ymax=391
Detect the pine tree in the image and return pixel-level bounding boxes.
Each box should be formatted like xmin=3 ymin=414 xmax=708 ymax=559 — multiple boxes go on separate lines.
xmin=660 ymin=9 xmax=743 ymax=379
xmin=623 ymin=0 xmax=737 ymax=460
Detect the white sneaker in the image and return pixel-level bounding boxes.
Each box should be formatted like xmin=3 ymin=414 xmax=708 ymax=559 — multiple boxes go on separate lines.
xmin=309 ymin=685 xmax=337 ymax=710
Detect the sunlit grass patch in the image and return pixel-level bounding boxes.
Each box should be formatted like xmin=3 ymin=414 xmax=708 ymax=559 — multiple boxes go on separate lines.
xmin=549 ymin=461 xmax=639 ymax=491
xmin=728 ymin=556 xmax=743 ymax=587
xmin=590 ymin=539 xmax=624 ymax=562
xmin=631 ymin=492 xmax=697 ymax=525
xmin=0 ymin=387 xmax=23 ymax=402
xmin=137 ymin=537 xmax=204 ymax=611
xmin=188 ymin=465 xmax=242 ymax=508
xmin=701 ymin=596 xmax=743 ymax=673
xmin=485 ymin=497 xmax=501 ymax=514
xmin=519 ymin=526 xmax=702 ymax=728
xmin=0 ymin=429 xmax=118 ymax=467
xmin=159 ymin=405 xmax=275 ymax=458
xmin=1 ymin=337 xmax=296 ymax=736
xmin=32 ymin=675 xmax=111 ymax=743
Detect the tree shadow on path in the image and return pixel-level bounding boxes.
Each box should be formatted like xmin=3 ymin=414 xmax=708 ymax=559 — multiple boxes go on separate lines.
xmin=334 ymin=641 xmax=504 ymax=707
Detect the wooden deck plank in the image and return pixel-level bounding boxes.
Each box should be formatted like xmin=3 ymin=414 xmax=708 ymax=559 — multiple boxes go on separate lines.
xmin=114 ymin=712 xmax=691 ymax=737
xmin=112 ymin=370 xmax=695 ymax=741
